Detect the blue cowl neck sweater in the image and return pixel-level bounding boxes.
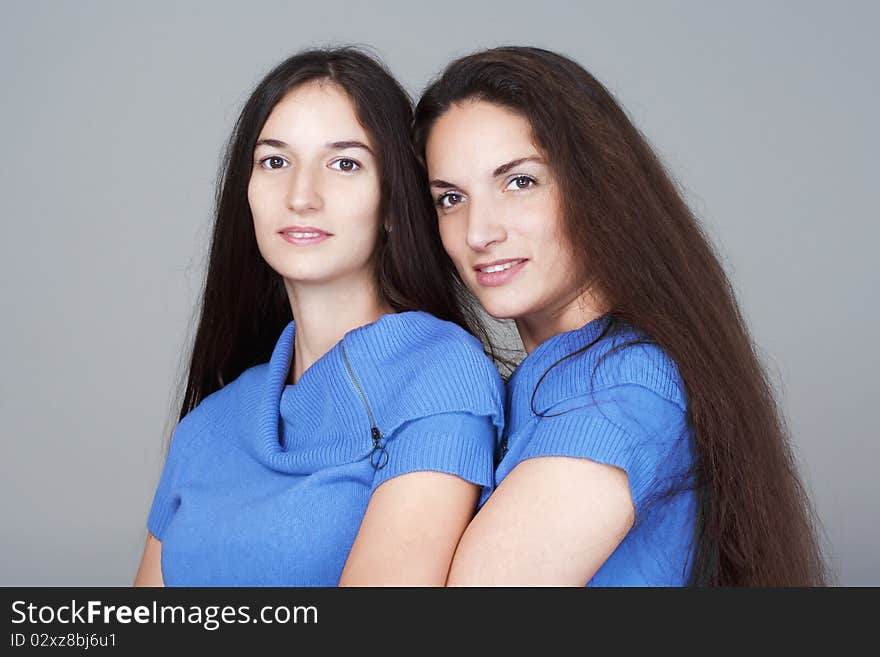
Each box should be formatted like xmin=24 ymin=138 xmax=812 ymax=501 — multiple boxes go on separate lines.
xmin=147 ymin=311 xmax=504 ymax=586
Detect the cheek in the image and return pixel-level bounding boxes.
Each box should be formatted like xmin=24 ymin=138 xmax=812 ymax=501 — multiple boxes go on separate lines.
xmin=247 ymin=178 xmax=273 ymax=225
xmin=437 ymin=217 xmax=464 ymax=260
xmin=533 ymin=231 xmax=581 ymax=300
xmin=330 ymin=175 xmax=380 ymax=224
xmin=520 ymin=193 xmax=566 ymax=256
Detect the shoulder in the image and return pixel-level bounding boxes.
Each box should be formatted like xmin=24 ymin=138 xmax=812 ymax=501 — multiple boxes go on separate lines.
xmin=172 ymin=362 xmax=270 ymax=447
xmin=523 ymin=321 xmax=689 ymax=434
xmin=351 ymin=311 xmax=502 ymax=384
xmin=346 ymin=311 xmax=505 ymax=429
xmin=583 ymin=325 xmax=687 ymax=413
xmin=534 ymin=326 xmax=693 ymax=467
xmin=401 ymin=311 xmax=500 ymax=377
xmin=597 ymin=329 xmax=687 ymax=410
xmin=521 ymin=331 xmax=694 ymax=510
xmin=382 ymin=310 xmax=492 ymax=356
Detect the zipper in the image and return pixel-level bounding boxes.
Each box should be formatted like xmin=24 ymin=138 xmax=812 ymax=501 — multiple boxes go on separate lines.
xmin=339 ymin=340 xmax=388 ymax=470
xmin=495 ymin=428 xmax=509 ymax=466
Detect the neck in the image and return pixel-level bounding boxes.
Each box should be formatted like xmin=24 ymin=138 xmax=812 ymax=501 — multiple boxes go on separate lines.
xmin=284 ymin=273 xmax=394 ymax=385
xmin=514 ymin=287 xmax=605 ymax=354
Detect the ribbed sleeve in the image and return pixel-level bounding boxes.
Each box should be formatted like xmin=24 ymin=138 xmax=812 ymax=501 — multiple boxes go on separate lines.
xmin=371 ymin=411 xmax=497 ymax=493
xmin=521 ymin=384 xmax=691 ymax=516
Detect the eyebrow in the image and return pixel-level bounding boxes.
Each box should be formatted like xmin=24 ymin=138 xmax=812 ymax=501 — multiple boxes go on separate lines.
xmin=254 ymin=138 xmax=373 ymax=154
xmin=328 ymin=140 xmax=373 ymax=154
xmin=429 ymin=155 xmax=545 ymax=188
xmin=492 ymin=156 xmax=543 ymax=177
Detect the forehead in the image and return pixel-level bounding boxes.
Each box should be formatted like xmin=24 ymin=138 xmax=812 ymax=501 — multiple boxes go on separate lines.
xmin=425 ymin=100 xmax=537 ymax=174
xmin=257 ymin=80 xmax=371 ymax=145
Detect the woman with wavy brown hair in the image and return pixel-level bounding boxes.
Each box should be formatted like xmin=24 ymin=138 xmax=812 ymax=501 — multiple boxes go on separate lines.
xmin=413 ymin=46 xmax=827 ymax=586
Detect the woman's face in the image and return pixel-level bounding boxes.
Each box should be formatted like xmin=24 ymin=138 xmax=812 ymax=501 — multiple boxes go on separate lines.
xmin=425 ymin=100 xmax=585 ymax=325
xmin=248 ymin=80 xmax=381 ymax=287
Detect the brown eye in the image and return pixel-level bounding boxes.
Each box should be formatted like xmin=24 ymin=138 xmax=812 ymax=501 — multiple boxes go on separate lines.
xmin=260 ymin=156 xmax=288 ymax=170
xmin=505 ymin=175 xmax=536 ymax=191
xmin=330 ymin=158 xmax=360 ymax=173
xmin=437 ymin=192 xmax=464 ymax=210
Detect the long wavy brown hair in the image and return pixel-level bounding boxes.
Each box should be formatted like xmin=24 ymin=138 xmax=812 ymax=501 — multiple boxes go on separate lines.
xmin=413 ymin=46 xmax=827 ymax=586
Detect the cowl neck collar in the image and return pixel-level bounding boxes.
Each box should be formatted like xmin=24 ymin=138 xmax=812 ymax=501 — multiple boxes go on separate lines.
xmin=232 ymin=310 xmax=501 ymax=475
xmin=242 ymin=313 xmax=417 ymax=474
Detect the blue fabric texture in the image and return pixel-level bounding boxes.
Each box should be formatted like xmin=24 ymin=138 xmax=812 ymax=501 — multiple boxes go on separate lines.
xmin=146 ymin=311 xmax=504 ymax=586
xmin=496 ymin=314 xmax=697 ymax=586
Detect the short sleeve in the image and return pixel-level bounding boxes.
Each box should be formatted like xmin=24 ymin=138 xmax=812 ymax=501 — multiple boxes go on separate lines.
xmin=371 ymin=411 xmax=497 ymax=495
xmin=522 ymin=384 xmax=692 ymax=516
xmin=146 ymin=414 xmax=208 ymax=541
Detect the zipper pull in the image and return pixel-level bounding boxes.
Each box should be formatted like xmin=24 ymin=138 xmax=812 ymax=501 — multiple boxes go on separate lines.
xmin=495 ymin=430 xmax=509 ymax=466
xmin=369 ymin=426 xmax=388 ymax=470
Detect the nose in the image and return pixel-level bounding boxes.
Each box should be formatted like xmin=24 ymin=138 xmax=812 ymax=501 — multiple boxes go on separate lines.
xmin=286 ymin=167 xmax=323 ymax=214
xmin=465 ymin=198 xmax=506 ymax=251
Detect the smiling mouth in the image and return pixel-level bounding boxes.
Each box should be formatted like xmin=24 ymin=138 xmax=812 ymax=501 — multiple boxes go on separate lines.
xmin=278 ymin=228 xmax=332 ymax=246
xmin=476 ymin=259 xmax=527 ymax=273
xmin=283 ymin=231 xmax=323 ymax=238
xmin=472 ymin=258 xmax=529 ymax=288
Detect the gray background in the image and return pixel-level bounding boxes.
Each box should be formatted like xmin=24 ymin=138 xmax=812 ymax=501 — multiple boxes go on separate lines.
xmin=2 ymin=0 xmax=876 ymax=585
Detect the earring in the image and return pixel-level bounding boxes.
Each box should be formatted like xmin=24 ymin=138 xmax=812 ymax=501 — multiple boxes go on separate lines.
xmin=384 ymin=223 xmax=393 ymax=233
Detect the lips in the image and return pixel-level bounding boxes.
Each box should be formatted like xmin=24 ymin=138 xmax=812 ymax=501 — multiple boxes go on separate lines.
xmin=278 ymin=225 xmax=332 ymax=246
xmin=473 ymin=258 xmax=528 ymax=287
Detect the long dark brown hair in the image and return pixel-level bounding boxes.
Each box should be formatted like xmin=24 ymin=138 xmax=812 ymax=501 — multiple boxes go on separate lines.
xmin=413 ymin=46 xmax=827 ymax=586
xmin=175 ymin=47 xmax=488 ymax=422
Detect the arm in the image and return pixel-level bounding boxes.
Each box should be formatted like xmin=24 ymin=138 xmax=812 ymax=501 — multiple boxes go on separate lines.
xmin=133 ymin=532 xmax=165 ymax=587
xmin=339 ymin=471 xmax=479 ymax=586
xmin=447 ymin=456 xmax=634 ymax=586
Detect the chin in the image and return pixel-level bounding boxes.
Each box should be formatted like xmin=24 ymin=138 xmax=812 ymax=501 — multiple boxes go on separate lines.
xmin=473 ymin=291 xmax=532 ymax=322
xmin=270 ymin=261 xmax=336 ymax=284
xmin=278 ymin=256 xmax=376 ymax=287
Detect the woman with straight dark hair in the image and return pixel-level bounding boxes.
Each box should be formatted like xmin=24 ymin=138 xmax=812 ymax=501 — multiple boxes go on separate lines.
xmin=134 ymin=47 xmax=504 ymax=586
xmin=413 ymin=46 xmax=827 ymax=586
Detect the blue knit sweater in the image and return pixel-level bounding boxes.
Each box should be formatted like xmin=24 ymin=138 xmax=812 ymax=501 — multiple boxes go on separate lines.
xmin=146 ymin=311 xmax=505 ymax=586
xmin=495 ymin=314 xmax=697 ymax=586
